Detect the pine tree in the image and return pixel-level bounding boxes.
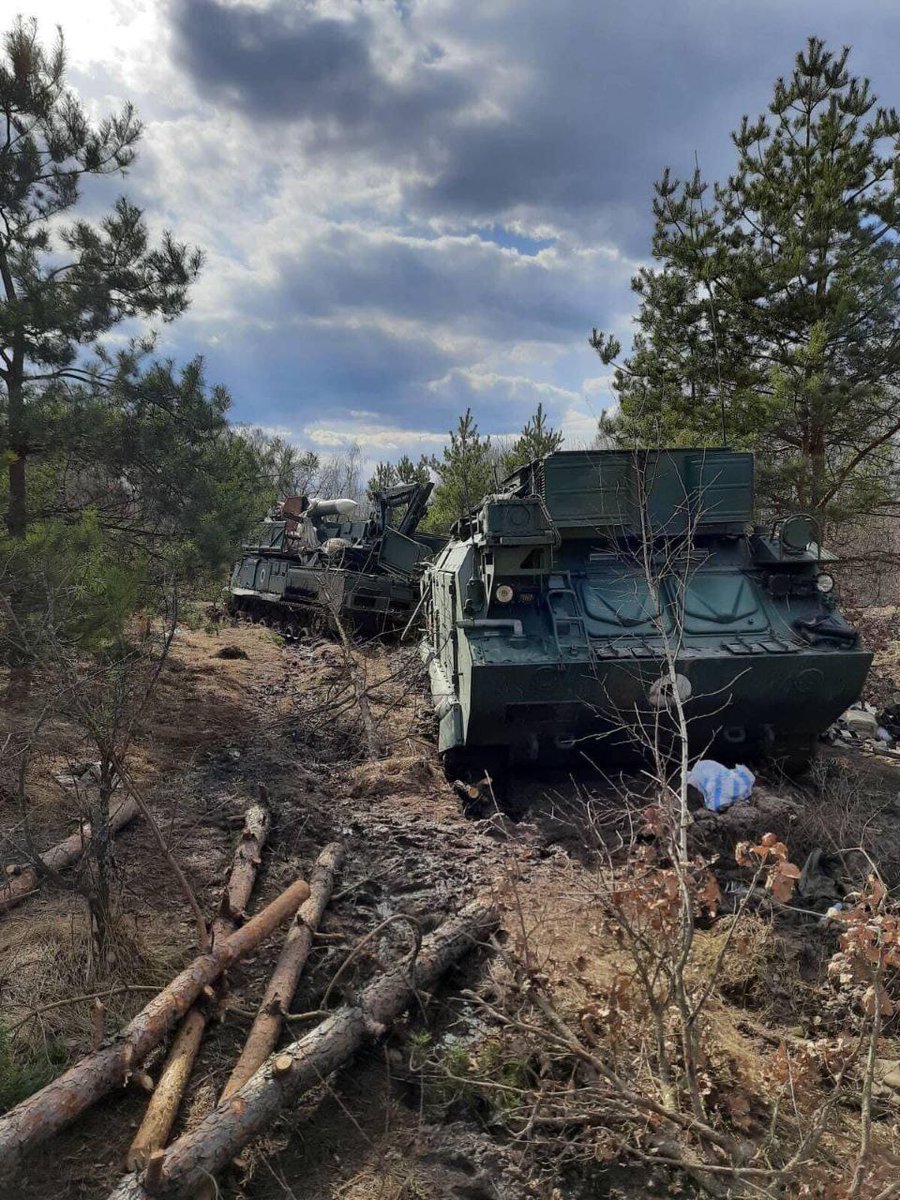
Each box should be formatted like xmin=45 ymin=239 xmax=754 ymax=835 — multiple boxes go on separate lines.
xmin=501 ymin=402 xmax=564 ymax=474
xmin=592 ymin=38 xmax=900 ymax=528
xmin=366 ymin=460 xmax=398 ymax=500
xmin=394 ymin=453 xmax=432 ymax=487
xmin=241 ymin=429 xmax=320 ymax=498
xmin=366 ymin=453 xmax=431 ymax=501
xmin=0 ymin=18 xmax=202 ymax=538
xmin=425 ymin=410 xmax=494 ymax=532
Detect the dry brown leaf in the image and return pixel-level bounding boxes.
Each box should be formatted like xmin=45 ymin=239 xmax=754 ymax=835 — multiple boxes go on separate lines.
xmin=862 ymin=983 xmax=894 ymax=1018
xmin=769 ymin=860 xmax=801 ymax=903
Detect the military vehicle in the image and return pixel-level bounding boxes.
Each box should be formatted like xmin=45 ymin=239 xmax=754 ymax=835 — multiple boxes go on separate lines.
xmin=420 ymin=449 xmax=871 ymax=777
xmin=228 ymin=482 xmax=445 ymax=634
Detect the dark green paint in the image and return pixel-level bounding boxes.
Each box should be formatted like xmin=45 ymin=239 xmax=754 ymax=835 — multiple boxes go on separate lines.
xmin=421 ymin=450 xmax=870 ymax=771
xmin=227 ymin=483 xmax=445 ymax=633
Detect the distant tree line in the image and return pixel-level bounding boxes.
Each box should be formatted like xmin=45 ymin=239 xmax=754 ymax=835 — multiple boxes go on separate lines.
xmin=360 ymin=401 xmax=564 ymax=533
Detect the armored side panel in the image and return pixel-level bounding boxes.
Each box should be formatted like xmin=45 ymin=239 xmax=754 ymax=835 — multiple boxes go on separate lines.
xmin=378 ymin=527 xmax=436 ymax=578
xmin=516 ymin=449 xmax=754 ymax=535
xmin=422 ymin=449 xmax=871 ymax=773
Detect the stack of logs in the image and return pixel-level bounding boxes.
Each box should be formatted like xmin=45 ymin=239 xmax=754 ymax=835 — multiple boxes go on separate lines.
xmin=0 ymin=793 xmax=497 ymax=1199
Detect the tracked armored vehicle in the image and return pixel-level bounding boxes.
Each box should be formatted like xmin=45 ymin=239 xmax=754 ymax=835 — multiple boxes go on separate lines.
xmin=421 ymin=449 xmax=871 ymax=775
xmin=228 ymin=482 xmax=445 ymax=634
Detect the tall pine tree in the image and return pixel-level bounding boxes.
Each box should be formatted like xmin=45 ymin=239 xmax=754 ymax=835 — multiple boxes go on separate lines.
xmin=0 ymin=18 xmax=202 ymax=538
xmin=500 ymin=402 xmax=564 ymax=474
xmin=426 ymin=410 xmax=494 ymax=531
xmin=592 ymin=38 xmax=900 ymax=528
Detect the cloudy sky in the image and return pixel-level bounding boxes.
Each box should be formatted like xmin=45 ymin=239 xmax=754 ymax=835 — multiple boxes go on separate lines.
xmin=18 ymin=0 xmax=900 ymax=468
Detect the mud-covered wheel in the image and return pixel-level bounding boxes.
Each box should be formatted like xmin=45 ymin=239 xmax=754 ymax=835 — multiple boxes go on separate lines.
xmin=767 ymin=734 xmax=817 ymax=777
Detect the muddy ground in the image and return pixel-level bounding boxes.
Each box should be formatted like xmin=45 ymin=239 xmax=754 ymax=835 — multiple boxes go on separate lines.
xmin=2 ymin=616 xmax=900 ymax=1199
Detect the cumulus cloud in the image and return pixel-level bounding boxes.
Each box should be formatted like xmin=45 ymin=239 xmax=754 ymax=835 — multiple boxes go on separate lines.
xmin=253 ymin=224 xmax=634 ymax=342
xmin=17 ymin=0 xmax=900 ymax=470
xmin=169 ymin=0 xmax=473 ymax=160
xmin=168 ymin=0 xmax=900 ymax=247
xmin=305 ymin=421 xmax=448 ymax=451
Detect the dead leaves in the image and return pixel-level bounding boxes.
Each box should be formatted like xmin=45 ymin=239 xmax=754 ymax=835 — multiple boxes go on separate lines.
xmin=734 ymin=831 xmax=790 ymax=867
xmin=862 ymin=983 xmax=894 ymax=1019
xmin=827 ymin=873 xmax=900 ymax=1018
xmin=696 ymin=871 xmax=722 ymax=916
xmin=734 ymin=831 xmax=801 ymax=904
xmin=769 ymin=859 xmax=802 ymax=903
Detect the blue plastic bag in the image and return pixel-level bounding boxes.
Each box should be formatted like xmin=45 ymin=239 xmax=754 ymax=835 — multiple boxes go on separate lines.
xmin=687 ymin=760 xmax=755 ymax=812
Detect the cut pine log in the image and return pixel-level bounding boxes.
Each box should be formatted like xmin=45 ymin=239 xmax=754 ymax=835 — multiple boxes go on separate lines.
xmin=220 ymin=841 xmax=344 ymax=1100
xmin=0 ymin=796 xmax=141 ymax=915
xmin=106 ymin=900 xmax=498 ymax=1200
xmin=214 ymin=801 xmax=271 ymax=934
xmin=126 ymin=801 xmax=271 ymax=1169
xmin=125 ymin=1009 xmax=207 ymax=1170
xmin=0 ymin=876 xmax=309 ymax=1180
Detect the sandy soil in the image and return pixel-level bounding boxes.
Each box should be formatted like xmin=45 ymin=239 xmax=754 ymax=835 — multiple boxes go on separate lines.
xmin=2 ymin=618 xmax=900 ymax=1199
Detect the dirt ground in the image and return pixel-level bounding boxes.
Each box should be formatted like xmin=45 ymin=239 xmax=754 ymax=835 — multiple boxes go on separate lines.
xmin=2 ymin=617 xmax=900 ymax=1199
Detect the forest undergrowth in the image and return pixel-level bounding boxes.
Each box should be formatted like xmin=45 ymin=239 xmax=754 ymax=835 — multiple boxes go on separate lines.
xmin=0 ymin=616 xmax=898 ymax=1199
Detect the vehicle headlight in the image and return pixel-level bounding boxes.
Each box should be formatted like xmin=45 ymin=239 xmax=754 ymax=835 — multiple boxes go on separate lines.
xmin=495 ymin=584 xmax=514 ymax=604
xmin=815 ymin=573 xmax=835 ymax=594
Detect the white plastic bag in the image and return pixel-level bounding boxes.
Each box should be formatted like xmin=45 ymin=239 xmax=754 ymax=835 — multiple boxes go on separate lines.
xmin=687 ymin=759 xmax=755 ymax=812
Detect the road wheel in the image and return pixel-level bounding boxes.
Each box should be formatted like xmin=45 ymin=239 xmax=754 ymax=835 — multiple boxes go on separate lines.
xmin=767 ymin=734 xmax=817 ymax=777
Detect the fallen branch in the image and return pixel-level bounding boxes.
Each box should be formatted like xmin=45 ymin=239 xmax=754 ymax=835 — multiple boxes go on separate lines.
xmin=127 ymin=799 xmax=271 ymax=1168
xmin=0 ymin=796 xmax=141 ymax=915
xmin=107 ymin=899 xmax=497 ymax=1200
xmin=0 ymin=876 xmax=310 ymax=1180
xmin=214 ymin=798 xmax=271 ymax=935
xmin=8 ymin=985 xmax=162 ymax=1035
xmin=220 ymin=841 xmax=344 ymax=1100
xmin=128 ymin=1008 xmax=207 ymax=1169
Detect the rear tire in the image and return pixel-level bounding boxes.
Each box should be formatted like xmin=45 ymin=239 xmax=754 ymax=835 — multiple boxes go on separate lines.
xmin=766 ymin=734 xmax=817 ymax=778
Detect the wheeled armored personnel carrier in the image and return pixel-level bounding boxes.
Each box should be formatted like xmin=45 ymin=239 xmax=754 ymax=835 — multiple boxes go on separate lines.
xmin=228 ymin=482 xmax=445 ymax=634
xmin=421 ymin=449 xmax=871 ymax=775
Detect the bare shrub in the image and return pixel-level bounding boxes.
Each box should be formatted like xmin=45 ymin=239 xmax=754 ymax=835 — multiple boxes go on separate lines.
xmin=424 ymin=462 xmax=900 ymax=1198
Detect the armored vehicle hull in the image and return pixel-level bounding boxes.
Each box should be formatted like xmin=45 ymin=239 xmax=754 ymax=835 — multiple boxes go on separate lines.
xmin=229 ymin=562 xmax=423 ymax=634
xmin=421 ymin=450 xmax=871 ymax=774
xmin=228 ymin=483 xmax=445 ymax=636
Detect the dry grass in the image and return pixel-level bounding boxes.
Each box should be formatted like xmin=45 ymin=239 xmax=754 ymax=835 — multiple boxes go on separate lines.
xmin=0 ymin=903 xmax=183 ymax=1054
xmin=0 ymin=619 xmax=289 ymax=1079
xmin=3 ymin=612 xmax=900 ymax=1198
xmin=347 ymin=754 xmax=442 ymax=801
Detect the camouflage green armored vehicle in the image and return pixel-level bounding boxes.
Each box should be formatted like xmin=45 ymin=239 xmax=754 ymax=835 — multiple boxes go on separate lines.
xmin=228 ymin=482 xmax=445 ymax=635
xmin=420 ymin=449 xmax=871 ymax=775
